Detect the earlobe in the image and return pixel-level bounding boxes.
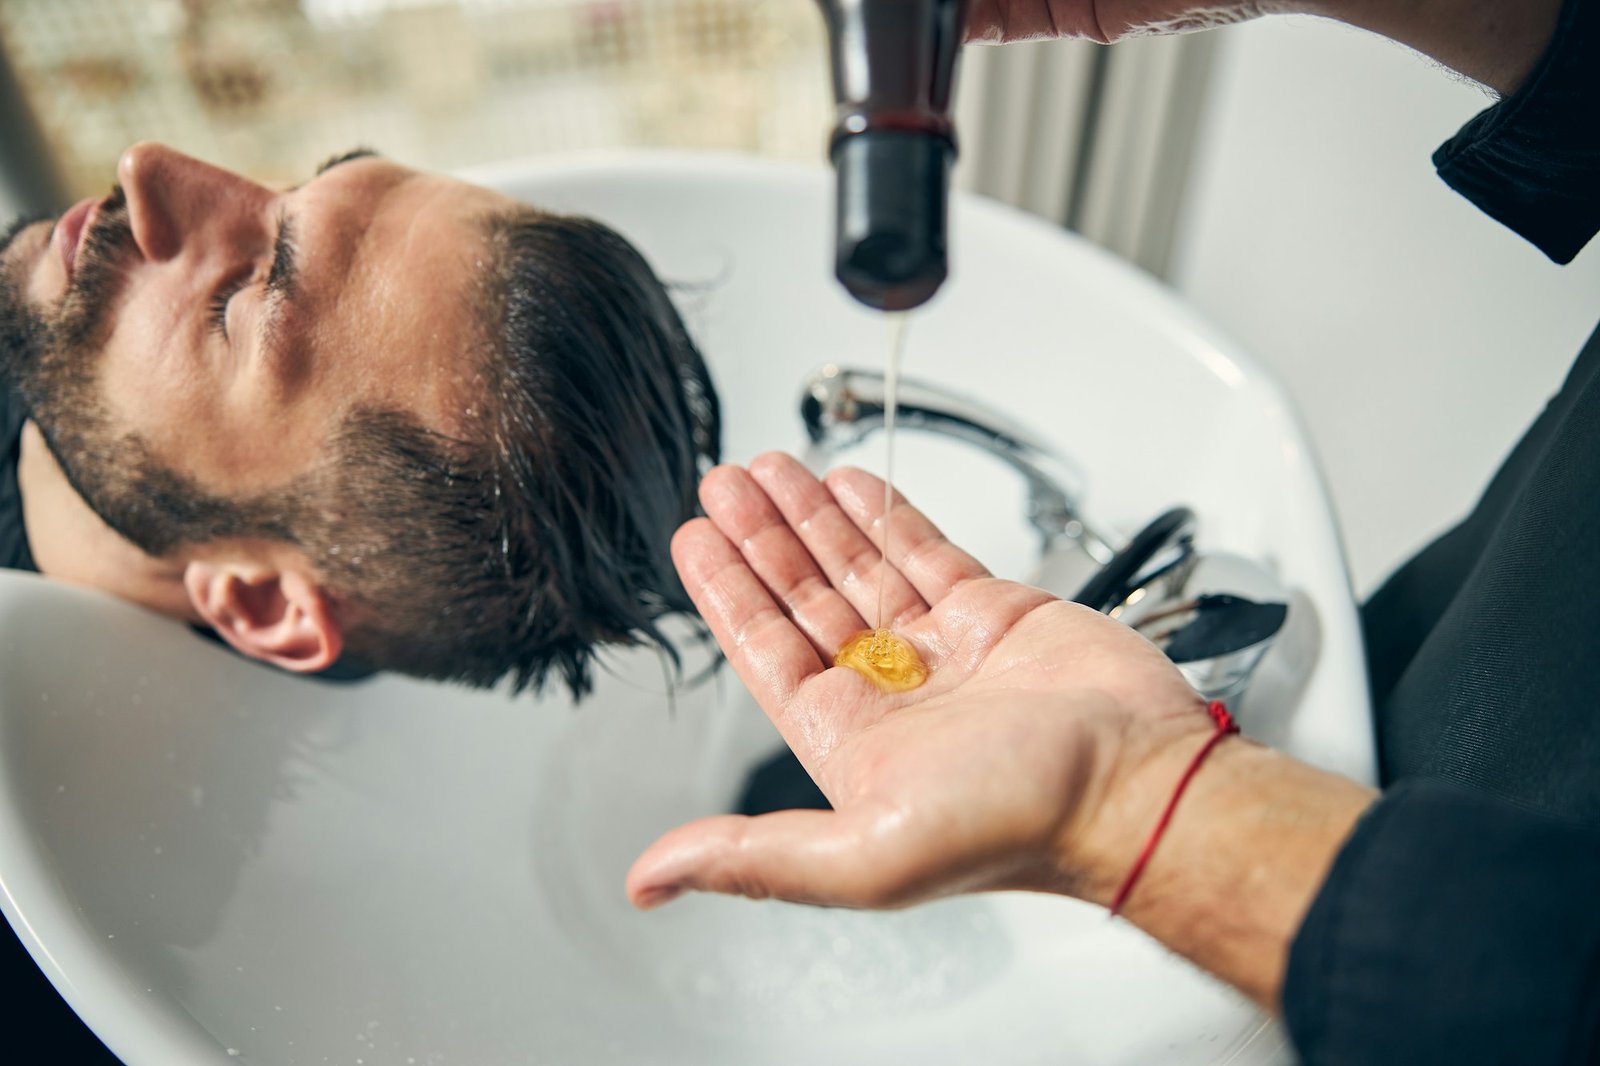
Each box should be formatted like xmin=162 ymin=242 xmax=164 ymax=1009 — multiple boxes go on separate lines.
xmin=183 ymin=561 xmax=344 ymax=674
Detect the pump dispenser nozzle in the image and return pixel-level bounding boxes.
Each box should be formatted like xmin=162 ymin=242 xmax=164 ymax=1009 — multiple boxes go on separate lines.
xmin=817 ymin=0 xmax=969 ymax=312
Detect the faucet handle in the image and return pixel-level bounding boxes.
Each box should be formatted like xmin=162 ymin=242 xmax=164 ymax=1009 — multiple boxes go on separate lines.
xmin=1119 ymin=548 xmax=1292 ymax=704
xmin=1074 ymin=507 xmax=1196 ymax=612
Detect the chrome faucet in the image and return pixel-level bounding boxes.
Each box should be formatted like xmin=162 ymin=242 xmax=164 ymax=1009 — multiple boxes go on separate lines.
xmin=801 ymin=364 xmax=1118 ymax=564
xmin=798 ymin=364 xmax=1291 ymax=703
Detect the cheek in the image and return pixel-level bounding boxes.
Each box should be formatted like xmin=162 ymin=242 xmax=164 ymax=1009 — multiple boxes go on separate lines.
xmin=96 ymin=318 xmax=235 ymax=475
xmin=100 ymin=325 xmax=326 ymax=495
xmin=99 ymin=320 xmax=206 ymax=421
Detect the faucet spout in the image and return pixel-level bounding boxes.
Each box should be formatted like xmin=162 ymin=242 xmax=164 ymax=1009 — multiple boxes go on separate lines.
xmin=799 ymin=364 xmax=1117 ymax=563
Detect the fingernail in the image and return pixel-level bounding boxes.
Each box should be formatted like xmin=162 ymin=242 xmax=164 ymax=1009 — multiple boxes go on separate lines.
xmin=636 ymin=884 xmax=684 ymax=909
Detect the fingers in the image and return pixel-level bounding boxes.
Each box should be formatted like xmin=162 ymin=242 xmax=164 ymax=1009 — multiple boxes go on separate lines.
xmin=745 ymin=452 xmax=930 ymax=631
xmin=699 ymin=453 xmax=990 ymax=626
xmin=626 ymin=804 xmax=930 ymax=911
xmin=964 ymin=0 xmax=1110 ymax=44
xmin=822 ymin=465 xmax=991 ymax=607
xmin=697 ymin=464 xmax=871 ymax=658
xmin=670 ymin=517 xmax=826 ymax=709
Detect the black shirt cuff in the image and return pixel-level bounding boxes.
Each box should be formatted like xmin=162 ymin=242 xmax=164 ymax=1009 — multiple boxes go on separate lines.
xmin=1283 ymin=779 xmax=1600 ymax=1065
xmin=1433 ymin=0 xmax=1600 ymax=264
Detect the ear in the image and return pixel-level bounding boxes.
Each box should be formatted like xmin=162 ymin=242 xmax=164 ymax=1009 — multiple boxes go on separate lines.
xmin=183 ymin=561 xmax=344 ymax=674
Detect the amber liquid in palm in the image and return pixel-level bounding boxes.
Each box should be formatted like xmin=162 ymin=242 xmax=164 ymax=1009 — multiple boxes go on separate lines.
xmin=833 ymin=313 xmax=929 ymax=693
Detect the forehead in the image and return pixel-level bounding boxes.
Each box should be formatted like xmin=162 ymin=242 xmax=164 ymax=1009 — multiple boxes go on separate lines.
xmin=308 ymin=166 xmax=512 ymax=440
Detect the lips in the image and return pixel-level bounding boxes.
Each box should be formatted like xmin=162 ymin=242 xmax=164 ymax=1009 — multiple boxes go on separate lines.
xmin=54 ymin=196 xmax=96 ymax=283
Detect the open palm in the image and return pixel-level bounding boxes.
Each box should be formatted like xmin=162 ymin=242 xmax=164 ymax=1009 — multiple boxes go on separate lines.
xmin=627 ymin=453 xmax=1207 ymax=911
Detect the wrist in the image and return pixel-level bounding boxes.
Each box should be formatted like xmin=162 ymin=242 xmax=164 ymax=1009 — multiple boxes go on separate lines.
xmin=1056 ymin=716 xmax=1376 ymax=1008
xmin=1053 ymin=711 xmax=1224 ymax=904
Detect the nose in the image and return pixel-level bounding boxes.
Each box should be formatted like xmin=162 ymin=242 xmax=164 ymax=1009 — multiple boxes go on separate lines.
xmin=117 ymin=142 xmax=274 ymax=263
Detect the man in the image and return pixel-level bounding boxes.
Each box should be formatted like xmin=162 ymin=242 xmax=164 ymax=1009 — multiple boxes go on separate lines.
xmin=1 ymin=142 xmax=719 ymax=694
xmin=1 ymin=143 xmax=720 ymax=1059
xmin=630 ymin=0 xmax=1600 ymax=1062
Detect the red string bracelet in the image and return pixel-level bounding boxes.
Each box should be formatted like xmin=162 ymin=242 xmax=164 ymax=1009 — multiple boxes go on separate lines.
xmin=1107 ymin=700 xmax=1239 ymax=918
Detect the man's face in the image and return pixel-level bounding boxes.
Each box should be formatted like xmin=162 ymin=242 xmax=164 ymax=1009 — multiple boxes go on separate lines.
xmin=0 ymin=142 xmax=514 ymax=538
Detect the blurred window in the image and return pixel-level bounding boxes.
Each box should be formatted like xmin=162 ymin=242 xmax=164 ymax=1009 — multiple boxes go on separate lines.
xmin=1 ymin=2 xmax=1216 ymax=277
xmin=0 ymin=0 xmax=830 ymax=195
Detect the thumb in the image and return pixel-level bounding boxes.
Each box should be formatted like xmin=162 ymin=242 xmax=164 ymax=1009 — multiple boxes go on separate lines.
xmin=626 ymin=804 xmax=921 ymax=910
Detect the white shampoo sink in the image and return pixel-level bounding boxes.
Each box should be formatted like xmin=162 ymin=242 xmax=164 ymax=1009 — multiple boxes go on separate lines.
xmin=0 ymin=154 xmax=1374 ymax=1065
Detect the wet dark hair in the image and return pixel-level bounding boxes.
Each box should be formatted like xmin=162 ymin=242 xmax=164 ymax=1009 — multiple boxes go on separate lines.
xmin=322 ymin=210 xmax=722 ymax=694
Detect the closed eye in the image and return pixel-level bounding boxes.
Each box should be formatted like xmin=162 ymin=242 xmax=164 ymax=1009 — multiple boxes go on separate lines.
xmin=206 ymin=271 xmax=250 ymax=340
xmin=207 ymin=209 xmax=293 ymax=342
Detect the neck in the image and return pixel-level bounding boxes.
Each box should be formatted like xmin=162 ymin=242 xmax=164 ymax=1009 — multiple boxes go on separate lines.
xmin=17 ymin=421 xmax=199 ymax=620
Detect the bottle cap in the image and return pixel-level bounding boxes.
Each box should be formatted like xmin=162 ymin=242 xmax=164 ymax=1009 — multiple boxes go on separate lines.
xmin=832 ymin=130 xmax=951 ymax=312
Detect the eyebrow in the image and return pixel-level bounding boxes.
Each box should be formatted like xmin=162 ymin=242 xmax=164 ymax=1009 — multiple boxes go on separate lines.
xmin=316 ymin=147 xmax=379 ymax=176
xmin=287 ymin=147 xmax=382 ymax=193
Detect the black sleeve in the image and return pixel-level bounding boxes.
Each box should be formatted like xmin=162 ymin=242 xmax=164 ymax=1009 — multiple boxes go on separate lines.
xmin=1283 ymin=7 xmax=1600 ymax=1060
xmin=1432 ymin=0 xmax=1600 ymax=264
xmin=1283 ymin=780 xmax=1600 ymax=1064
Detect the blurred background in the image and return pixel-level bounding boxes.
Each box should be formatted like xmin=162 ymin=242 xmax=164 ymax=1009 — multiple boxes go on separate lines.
xmin=1 ymin=0 xmax=1596 ymax=597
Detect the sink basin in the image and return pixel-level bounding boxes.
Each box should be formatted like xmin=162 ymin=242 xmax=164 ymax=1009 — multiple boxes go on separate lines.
xmin=0 ymin=153 xmax=1373 ymax=1065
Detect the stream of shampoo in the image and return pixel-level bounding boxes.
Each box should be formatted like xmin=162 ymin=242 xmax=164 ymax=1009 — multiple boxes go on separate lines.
xmin=878 ymin=310 xmax=905 ymax=629
xmin=833 ymin=312 xmax=928 ymax=693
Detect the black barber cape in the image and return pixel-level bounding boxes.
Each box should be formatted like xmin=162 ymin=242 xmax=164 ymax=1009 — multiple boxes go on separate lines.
xmin=1283 ymin=0 xmax=1600 ymax=1062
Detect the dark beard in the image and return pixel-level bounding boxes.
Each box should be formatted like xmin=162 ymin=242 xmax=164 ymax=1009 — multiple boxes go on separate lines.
xmin=0 ymin=186 xmax=237 ymax=557
xmin=0 ymin=213 xmax=50 ymax=392
xmin=0 ymin=242 xmax=52 ymax=403
xmin=0 ymin=212 xmax=48 ymax=256
xmin=0 ymin=186 xmax=132 ymax=403
xmin=56 ymin=185 xmax=133 ymax=354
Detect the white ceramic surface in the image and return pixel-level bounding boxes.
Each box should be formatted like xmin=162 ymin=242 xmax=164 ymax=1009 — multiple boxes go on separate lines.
xmin=0 ymin=153 xmax=1374 ymax=1065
